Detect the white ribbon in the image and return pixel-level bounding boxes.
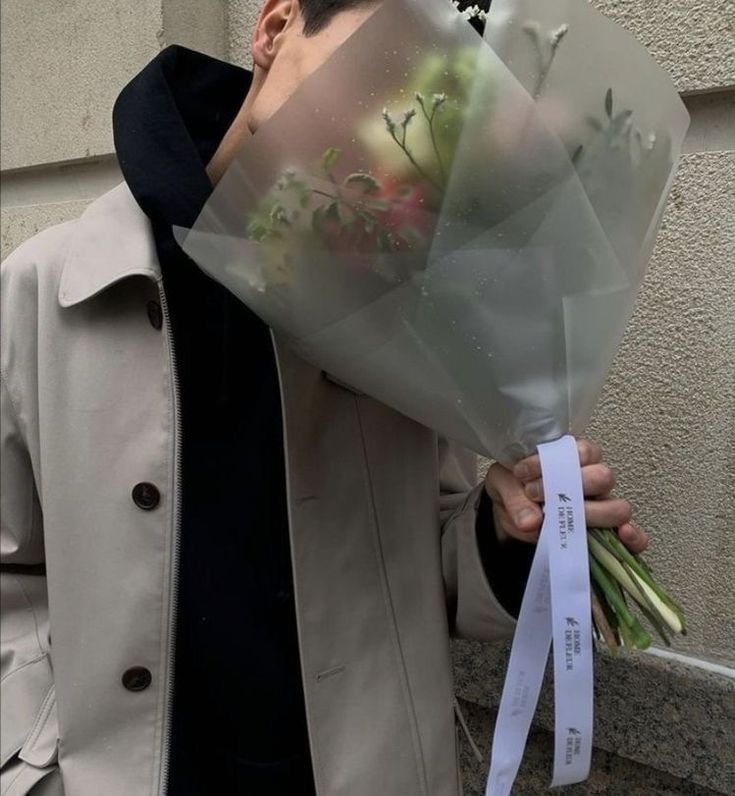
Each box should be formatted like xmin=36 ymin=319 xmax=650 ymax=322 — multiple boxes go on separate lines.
xmin=485 ymin=435 xmax=594 ymax=794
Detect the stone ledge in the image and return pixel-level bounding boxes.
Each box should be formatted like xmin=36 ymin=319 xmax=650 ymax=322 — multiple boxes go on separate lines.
xmin=456 ymin=697 xmax=722 ymax=796
xmin=452 ymin=639 xmax=735 ymax=794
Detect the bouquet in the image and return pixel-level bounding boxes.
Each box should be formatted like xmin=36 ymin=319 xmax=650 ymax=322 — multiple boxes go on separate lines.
xmin=177 ymin=0 xmax=689 ymax=790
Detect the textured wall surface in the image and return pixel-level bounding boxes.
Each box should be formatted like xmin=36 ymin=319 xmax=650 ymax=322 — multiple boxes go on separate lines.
xmin=0 ymin=0 xmax=163 ymax=169
xmin=592 ymin=0 xmax=735 ymax=92
xmin=0 ymin=0 xmax=229 ymax=172
xmin=587 ymin=151 xmax=735 ymax=663
xmin=227 ymin=0 xmax=260 ymax=67
xmin=1 ymin=0 xmax=733 ymax=791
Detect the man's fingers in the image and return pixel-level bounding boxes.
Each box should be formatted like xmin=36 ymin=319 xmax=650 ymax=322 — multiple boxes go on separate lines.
xmin=583 ymin=497 xmax=633 ymax=529
xmin=485 ymin=463 xmax=543 ymax=536
xmin=616 ymin=522 xmax=650 ymax=553
xmin=513 ymin=438 xmax=603 ymax=482
xmin=493 ymin=504 xmax=540 ymax=544
xmin=523 ymin=463 xmax=615 ymax=502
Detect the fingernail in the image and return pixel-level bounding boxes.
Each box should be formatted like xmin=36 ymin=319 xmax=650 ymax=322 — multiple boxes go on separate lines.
xmin=516 ymin=508 xmax=537 ymax=528
xmin=525 ymin=481 xmax=541 ymax=500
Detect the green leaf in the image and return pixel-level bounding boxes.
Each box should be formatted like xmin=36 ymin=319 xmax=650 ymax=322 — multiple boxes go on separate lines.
xmin=321 ymin=147 xmax=341 ymax=175
xmin=398 ymin=225 xmax=426 ymax=249
xmin=324 ymin=202 xmax=342 ymax=224
xmin=605 ymin=88 xmax=613 ymax=119
xmin=610 ymin=109 xmax=634 ymax=136
xmin=247 ymin=221 xmax=269 ymax=242
xmin=343 ymin=172 xmax=381 ymax=194
xmin=378 ymin=230 xmax=395 ymax=253
xmin=269 ymin=203 xmax=290 ymax=225
xmin=312 ymin=205 xmax=326 ymax=236
xmin=365 ymin=198 xmax=392 ymax=212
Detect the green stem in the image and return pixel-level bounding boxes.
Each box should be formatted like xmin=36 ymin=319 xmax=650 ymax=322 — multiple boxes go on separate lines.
xmin=387 ymin=127 xmax=443 ymax=193
xmin=589 ymin=555 xmax=637 ymax=629
xmin=590 ymin=558 xmax=651 ymax=648
xmin=600 ymin=528 xmax=686 ymax=624
xmin=590 ymin=531 xmax=683 ymax=634
xmin=418 ymin=102 xmax=447 ymax=188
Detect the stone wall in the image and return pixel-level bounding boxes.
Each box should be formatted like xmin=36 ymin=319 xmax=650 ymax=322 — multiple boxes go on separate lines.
xmin=2 ymin=1 xmax=733 ymax=793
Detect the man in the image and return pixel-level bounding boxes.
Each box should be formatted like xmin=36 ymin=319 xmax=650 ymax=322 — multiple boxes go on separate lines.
xmin=0 ymin=1 xmax=648 ymax=794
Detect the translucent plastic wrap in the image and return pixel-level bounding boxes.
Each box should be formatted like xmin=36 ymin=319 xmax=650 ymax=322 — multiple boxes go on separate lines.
xmin=177 ymin=0 xmax=689 ymax=466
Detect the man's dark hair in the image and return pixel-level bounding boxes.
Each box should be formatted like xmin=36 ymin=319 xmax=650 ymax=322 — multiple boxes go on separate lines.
xmin=300 ymin=0 xmax=378 ymax=36
xmin=300 ymin=0 xmax=491 ymax=36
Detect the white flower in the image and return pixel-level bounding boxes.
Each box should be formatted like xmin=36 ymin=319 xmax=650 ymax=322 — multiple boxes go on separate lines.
xmin=451 ymin=2 xmax=488 ymax=22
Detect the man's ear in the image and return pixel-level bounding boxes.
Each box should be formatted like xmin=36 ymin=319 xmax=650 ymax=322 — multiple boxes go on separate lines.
xmin=252 ymin=0 xmax=300 ymax=70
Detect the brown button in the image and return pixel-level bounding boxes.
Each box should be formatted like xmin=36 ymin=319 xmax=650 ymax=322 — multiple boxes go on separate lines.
xmin=132 ymin=482 xmax=160 ymax=510
xmin=147 ymin=300 xmax=163 ymax=330
xmin=122 ymin=666 xmax=152 ymax=692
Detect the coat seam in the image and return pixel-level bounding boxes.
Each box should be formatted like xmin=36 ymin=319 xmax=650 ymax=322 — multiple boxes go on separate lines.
xmin=21 ymin=685 xmax=55 ymax=759
xmin=12 ymin=575 xmax=46 ymax=659
xmin=0 ymin=653 xmax=48 ymax=685
xmin=0 ymin=375 xmax=43 ymax=561
xmin=353 ymin=399 xmax=430 ymax=796
xmin=271 ymin=334 xmax=325 ymax=796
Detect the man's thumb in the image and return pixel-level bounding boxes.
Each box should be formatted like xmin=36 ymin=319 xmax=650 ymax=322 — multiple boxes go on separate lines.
xmin=485 ymin=464 xmax=542 ymax=533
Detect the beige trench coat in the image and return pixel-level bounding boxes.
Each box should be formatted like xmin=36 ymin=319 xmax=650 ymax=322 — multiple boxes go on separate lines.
xmin=0 ymin=184 xmax=517 ymax=796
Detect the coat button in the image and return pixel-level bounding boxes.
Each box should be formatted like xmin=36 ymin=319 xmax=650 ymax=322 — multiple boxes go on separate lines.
xmin=132 ymin=482 xmax=160 ymax=510
xmin=122 ymin=666 xmax=152 ymax=692
xmin=147 ymin=300 xmax=163 ymax=330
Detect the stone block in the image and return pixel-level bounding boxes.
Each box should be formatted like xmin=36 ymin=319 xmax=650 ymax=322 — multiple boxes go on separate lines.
xmin=0 ymin=0 xmax=229 ymax=171
xmin=453 ymin=639 xmax=735 ymax=793
xmin=0 ymin=0 xmax=163 ymax=169
xmin=587 ymin=152 xmax=735 ymax=663
xmin=1 ymin=201 xmax=91 ymax=261
xmin=227 ymin=0 xmax=260 ymax=68
xmin=592 ymin=1 xmax=734 ymax=93
xmin=456 ymin=696 xmax=724 ymax=795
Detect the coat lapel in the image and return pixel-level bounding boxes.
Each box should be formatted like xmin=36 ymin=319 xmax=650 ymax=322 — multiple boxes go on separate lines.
xmin=58 ymin=183 xmax=161 ymax=308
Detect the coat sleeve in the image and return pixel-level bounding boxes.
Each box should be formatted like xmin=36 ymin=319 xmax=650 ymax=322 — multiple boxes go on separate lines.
xmin=439 ymin=437 xmax=533 ymax=641
xmin=1 ymin=370 xmax=56 ymax=775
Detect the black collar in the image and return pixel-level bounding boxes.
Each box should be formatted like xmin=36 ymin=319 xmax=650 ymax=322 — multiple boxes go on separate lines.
xmin=113 ymin=45 xmax=253 ymax=234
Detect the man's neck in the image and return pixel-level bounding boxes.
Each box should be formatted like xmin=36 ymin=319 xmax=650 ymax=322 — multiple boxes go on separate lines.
xmin=206 ymin=114 xmax=253 ymax=185
xmin=207 ymin=76 xmax=260 ymax=185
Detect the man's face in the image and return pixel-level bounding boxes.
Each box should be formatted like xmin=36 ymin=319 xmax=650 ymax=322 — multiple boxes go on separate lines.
xmin=247 ymin=0 xmax=380 ymax=133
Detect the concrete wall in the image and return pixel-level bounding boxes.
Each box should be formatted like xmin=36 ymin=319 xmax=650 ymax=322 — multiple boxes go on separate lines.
xmin=2 ymin=1 xmax=733 ymax=793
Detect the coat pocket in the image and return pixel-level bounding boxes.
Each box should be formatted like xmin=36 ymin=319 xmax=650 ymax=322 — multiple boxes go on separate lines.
xmin=1 ymin=655 xmax=55 ymax=769
xmin=1 ymin=661 xmax=60 ymax=796
xmin=0 ymin=757 xmax=61 ymax=796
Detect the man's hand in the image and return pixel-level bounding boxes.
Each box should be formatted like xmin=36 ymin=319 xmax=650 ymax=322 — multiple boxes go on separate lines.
xmin=484 ymin=438 xmax=649 ymax=553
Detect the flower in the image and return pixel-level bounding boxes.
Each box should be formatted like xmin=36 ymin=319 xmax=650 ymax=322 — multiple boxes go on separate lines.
xmin=452 ymin=1 xmax=488 ymax=22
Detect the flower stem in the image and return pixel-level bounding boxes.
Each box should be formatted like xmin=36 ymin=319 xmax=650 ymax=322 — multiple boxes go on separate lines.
xmin=386 ymin=125 xmax=444 ymax=193
xmin=417 ymin=97 xmax=447 ymax=188
xmin=600 ymin=528 xmax=686 ymax=626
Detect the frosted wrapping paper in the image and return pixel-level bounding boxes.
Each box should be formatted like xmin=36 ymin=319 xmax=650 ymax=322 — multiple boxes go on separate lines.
xmin=177 ymin=0 xmax=689 ymax=465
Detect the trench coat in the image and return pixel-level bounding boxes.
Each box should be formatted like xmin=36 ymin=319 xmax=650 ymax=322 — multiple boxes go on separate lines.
xmin=0 ymin=184 xmax=517 ymax=796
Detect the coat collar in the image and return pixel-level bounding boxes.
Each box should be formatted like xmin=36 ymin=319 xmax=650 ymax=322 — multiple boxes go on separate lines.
xmin=58 ymin=182 xmax=162 ymax=307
